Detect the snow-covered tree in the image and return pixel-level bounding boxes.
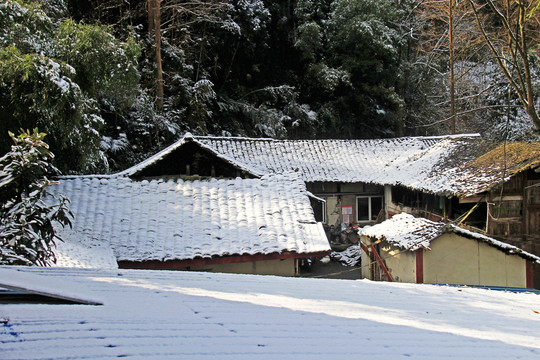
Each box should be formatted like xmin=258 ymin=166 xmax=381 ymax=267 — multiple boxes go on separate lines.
xmin=0 ymin=0 xmax=140 ymax=173
xmin=0 ymin=129 xmax=72 ymax=266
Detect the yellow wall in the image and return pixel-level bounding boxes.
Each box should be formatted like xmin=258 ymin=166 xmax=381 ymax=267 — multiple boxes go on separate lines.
xmin=379 ymin=243 xmax=417 ymax=283
xmin=363 ymin=233 xmax=527 ymax=287
xmin=189 ymin=258 xmax=297 ymax=277
xmin=423 ymin=233 xmax=527 ymax=287
xmin=360 ymin=237 xmax=417 ymax=282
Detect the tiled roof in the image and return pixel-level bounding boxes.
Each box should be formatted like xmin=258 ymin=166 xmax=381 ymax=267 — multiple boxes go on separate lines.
xmin=121 ymin=133 xmax=484 ymax=193
xmin=361 ymin=213 xmax=540 ymax=262
xmin=49 ymin=173 xmax=329 ymax=263
xmin=361 ymin=213 xmax=441 ymax=251
xmin=120 ymin=133 xmax=539 ymax=196
xmin=453 ymin=142 xmax=540 ymax=196
xmin=2 ymin=267 xmax=540 ymax=359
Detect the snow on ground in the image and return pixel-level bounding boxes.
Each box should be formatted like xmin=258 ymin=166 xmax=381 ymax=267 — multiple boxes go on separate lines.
xmin=1 ymin=267 xmax=540 ymax=359
xmin=331 ymin=244 xmax=362 ymax=266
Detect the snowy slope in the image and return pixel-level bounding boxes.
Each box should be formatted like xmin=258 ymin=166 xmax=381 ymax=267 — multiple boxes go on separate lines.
xmin=1 ymin=266 xmax=540 ymax=359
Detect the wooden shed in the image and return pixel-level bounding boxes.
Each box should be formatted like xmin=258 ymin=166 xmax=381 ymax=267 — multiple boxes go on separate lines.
xmin=360 ymin=214 xmax=539 ymax=288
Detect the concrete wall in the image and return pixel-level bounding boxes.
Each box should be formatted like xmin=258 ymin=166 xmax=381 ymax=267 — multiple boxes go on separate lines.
xmin=326 ymin=196 xmax=340 ymax=226
xmin=423 ymin=233 xmax=527 ymax=287
xmin=189 ymin=258 xmax=297 ymax=277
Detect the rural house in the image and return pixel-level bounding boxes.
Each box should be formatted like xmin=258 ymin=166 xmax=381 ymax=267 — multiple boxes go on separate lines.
xmin=50 ymin=133 xmax=539 ymax=283
xmin=123 ymin=133 xmax=539 ymax=285
xmin=126 ymin=133 xmax=538 ymax=237
xmin=49 ymin=173 xmax=330 ymax=276
xmin=120 ymin=132 xmax=479 ymax=227
xmin=360 ymin=213 xmax=540 ymax=288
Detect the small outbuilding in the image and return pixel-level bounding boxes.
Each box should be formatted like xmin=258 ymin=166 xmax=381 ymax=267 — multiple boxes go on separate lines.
xmin=360 ymin=213 xmax=540 ymax=288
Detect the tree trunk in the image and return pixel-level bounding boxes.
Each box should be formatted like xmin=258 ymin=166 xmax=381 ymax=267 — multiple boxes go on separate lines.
xmin=449 ymin=0 xmax=456 ymax=134
xmin=148 ymin=0 xmax=154 ymax=34
xmin=150 ymin=0 xmax=164 ymax=111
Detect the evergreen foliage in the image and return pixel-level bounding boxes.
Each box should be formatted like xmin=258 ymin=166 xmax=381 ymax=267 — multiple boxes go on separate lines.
xmin=0 ymin=129 xmax=72 ymax=266
xmin=0 ymin=0 xmax=140 ymax=173
xmin=0 ymin=0 xmax=538 ymax=174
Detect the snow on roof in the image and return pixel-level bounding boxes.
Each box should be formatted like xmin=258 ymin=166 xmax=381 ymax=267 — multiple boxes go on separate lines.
xmin=118 ymin=133 xmax=539 ymax=197
xmin=53 ymin=229 xmax=118 ymax=269
xmin=121 ymin=132 xmax=533 ymax=196
xmin=453 ymin=142 xmax=540 ymax=196
xmin=2 ymin=266 xmax=540 ymax=359
xmin=194 ymin=134 xmax=452 ymax=185
xmin=48 ymin=173 xmax=329 ymax=263
xmin=120 ymin=133 xmax=467 ymax=179
xmin=0 ymin=267 xmax=102 ymax=305
xmin=361 ymin=213 xmax=540 ymax=263
xmin=361 ymin=213 xmax=441 ymax=251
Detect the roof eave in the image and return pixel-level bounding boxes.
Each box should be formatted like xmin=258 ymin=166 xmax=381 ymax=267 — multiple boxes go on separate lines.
xmin=117 ymin=250 xmax=331 ymax=270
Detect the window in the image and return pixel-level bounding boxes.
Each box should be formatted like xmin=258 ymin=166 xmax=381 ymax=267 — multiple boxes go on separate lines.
xmin=357 ymin=196 xmax=383 ymax=222
xmin=310 ymin=196 xmax=326 ymax=223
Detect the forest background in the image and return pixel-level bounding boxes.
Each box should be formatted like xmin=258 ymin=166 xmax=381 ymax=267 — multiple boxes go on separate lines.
xmin=1 ymin=0 xmax=540 ymax=174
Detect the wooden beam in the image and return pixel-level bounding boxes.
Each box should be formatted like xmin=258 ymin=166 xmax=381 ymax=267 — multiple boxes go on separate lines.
xmin=459 ymin=195 xmax=523 ymax=204
xmin=416 ymin=249 xmax=424 ymax=284
xmin=370 ymin=244 xmax=393 ymax=282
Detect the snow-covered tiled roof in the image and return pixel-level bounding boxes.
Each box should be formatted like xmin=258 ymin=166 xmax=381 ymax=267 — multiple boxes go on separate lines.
xmin=194 ymin=135 xmax=445 ymax=184
xmin=49 ymin=173 xmax=329 ymax=263
xmin=361 ymin=213 xmax=442 ymax=251
xmin=52 ymin=229 xmax=118 ymax=269
xmin=120 ymin=133 xmax=539 ymax=196
xmin=361 ymin=213 xmax=540 ymax=263
xmin=2 ymin=266 xmax=540 ymax=359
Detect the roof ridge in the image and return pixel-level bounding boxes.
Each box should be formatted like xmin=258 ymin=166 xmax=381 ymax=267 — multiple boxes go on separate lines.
xmin=193 ymin=133 xmax=481 ymax=142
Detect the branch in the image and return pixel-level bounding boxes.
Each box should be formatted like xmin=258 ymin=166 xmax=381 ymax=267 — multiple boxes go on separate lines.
xmin=466 ymin=0 xmax=529 ymax=108
xmin=414 ymin=104 xmax=522 ymax=128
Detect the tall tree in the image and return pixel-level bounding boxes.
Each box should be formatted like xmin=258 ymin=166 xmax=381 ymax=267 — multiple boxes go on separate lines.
xmin=146 ymin=0 xmax=231 ymax=111
xmin=149 ymin=0 xmax=164 ymax=110
xmin=467 ymin=0 xmax=540 ymax=132
xmin=417 ymin=0 xmax=479 ymax=133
